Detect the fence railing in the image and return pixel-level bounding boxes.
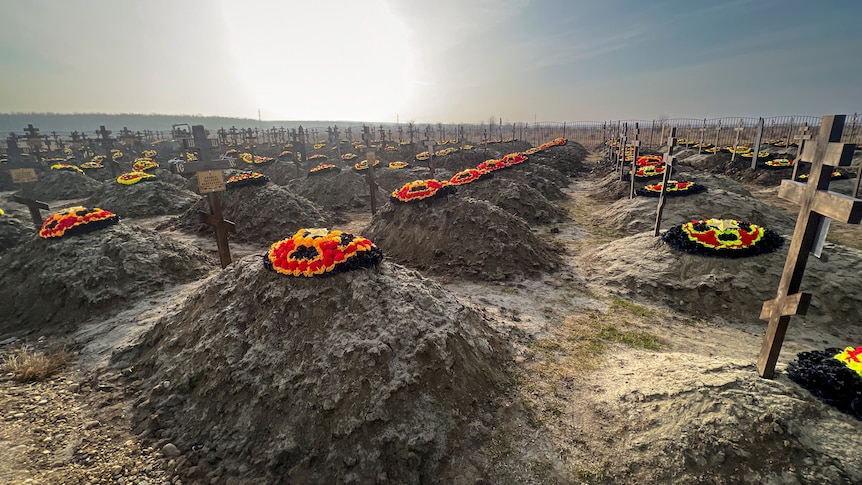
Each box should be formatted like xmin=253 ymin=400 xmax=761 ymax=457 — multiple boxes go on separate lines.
xmin=2 ymin=114 xmax=860 ymax=153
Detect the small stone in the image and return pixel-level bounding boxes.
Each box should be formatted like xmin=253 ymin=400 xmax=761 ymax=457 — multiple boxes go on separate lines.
xmin=161 ymin=443 xmax=181 ymax=457
xmin=68 ymin=383 xmax=80 ymax=393
xmin=84 ymin=420 xmax=100 ymax=430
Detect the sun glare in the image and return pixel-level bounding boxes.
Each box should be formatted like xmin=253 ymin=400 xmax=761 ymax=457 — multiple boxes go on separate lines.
xmin=221 ymin=0 xmax=414 ymax=121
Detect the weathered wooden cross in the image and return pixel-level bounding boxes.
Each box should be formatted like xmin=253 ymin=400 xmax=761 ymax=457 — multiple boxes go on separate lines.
xmin=1 ymin=155 xmax=48 ymax=228
xmin=119 ymin=127 xmax=136 ymax=147
xmin=364 ymin=149 xmax=379 ymax=215
xmin=730 ymin=118 xmax=744 ymax=162
xmin=698 ymin=119 xmax=707 ymax=154
xmin=713 ymin=119 xmax=722 ymax=151
xmin=617 ymin=123 xmax=628 ymax=181
xmin=653 ymin=128 xmax=678 ymax=236
xmin=424 ymin=137 xmax=437 ymax=179
xmin=95 ymin=125 xmax=122 ymax=177
xmin=750 ymin=117 xmax=765 ymax=170
xmin=628 ymin=123 xmax=641 ymax=199
xmin=23 ymin=124 xmax=44 ymax=159
xmin=757 ymin=115 xmax=862 ymax=378
xmin=171 ymin=155 xmax=239 ymax=269
xmin=790 ymin=125 xmax=812 ymax=181
xmin=228 ymin=126 xmax=240 ymax=146
xmin=296 ymin=126 xmax=307 ymax=161
xmin=407 ymin=123 xmax=416 ymax=146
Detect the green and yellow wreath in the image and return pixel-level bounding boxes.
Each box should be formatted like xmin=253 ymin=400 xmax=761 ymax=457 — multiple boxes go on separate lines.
xmin=308 ymin=163 xmax=339 ymax=177
xmin=388 ymin=161 xmax=409 ymax=169
xmin=132 ymin=158 xmax=159 ymax=172
xmin=117 ymin=171 xmax=156 ymax=185
xmin=764 ymin=158 xmax=793 ymax=168
xmin=50 ymin=163 xmax=84 ymax=174
xmin=636 ymin=180 xmax=706 ymax=197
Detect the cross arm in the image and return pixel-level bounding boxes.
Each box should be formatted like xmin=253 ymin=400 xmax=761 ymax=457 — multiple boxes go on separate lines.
xmin=760 ymin=292 xmax=811 ymax=320
xmin=199 ymin=213 xmax=236 ymax=232
xmin=778 ymin=180 xmax=862 ymax=223
xmin=799 ymin=142 xmax=856 ymax=166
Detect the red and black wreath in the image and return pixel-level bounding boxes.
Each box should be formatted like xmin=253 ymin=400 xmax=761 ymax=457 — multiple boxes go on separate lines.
xmin=636 ymin=180 xmax=706 ymax=197
xmin=787 ymin=347 xmax=862 ymax=420
xmin=39 ymin=206 xmax=119 ymax=239
xmin=449 ymin=168 xmax=490 ymax=186
xmin=662 ymin=218 xmax=782 ymax=258
xmin=263 ymin=228 xmax=383 ymax=277
xmin=391 ymin=179 xmax=457 ymax=203
xmin=308 ymin=163 xmax=340 ymax=177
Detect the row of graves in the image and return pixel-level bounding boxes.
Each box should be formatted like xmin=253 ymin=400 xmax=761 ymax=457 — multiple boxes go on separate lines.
xmin=593 ymin=116 xmax=862 ymax=409
xmin=2 ymin=112 xmax=861 ymax=482
xmin=0 ymin=116 xmax=597 ymax=483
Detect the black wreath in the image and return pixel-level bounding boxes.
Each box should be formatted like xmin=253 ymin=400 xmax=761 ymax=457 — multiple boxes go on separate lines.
xmin=787 ymin=348 xmax=862 ymax=420
xmin=636 ymin=183 xmax=707 ymax=198
xmin=661 ymin=221 xmax=783 ymax=258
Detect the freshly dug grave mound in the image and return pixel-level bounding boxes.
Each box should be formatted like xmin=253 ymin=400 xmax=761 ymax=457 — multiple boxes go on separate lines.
xmin=86 ymin=180 xmax=200 ymax=218
xmin=681 ymin=152 xmax=798 ymax=186
xmin=589 ymin=172 xmax=634 ymax=201
xmin=373 ymin=166 xmax=454 ymax=193
xmin=495 ymin=163 xmax=569 ymax=200
xmin=528 ymin=142 xmax=588 ymax=176
xmin=432 ymin=150 xmax=498 ymax=173
xmin=586 ymin=352 xmax=862 ymax=484
xmin=364 ymin=196 xmax=562 ymax=280
xmin=20 ymin=170 xmax=102 ymax=200
xmin=287 ymin=170 xmax=388 ymax=211
xmin=167 ymin=184 xmax=330 ymax=246
xmin=125 ymin=257 xmax=509 ymax=484
xmin=593 ymin=171 xmax=797 ymax=235
xmin=0 ymin=223 xmax=215 ymax=336
xmin=582 ymin=232 xmax=862 ymax=328
xmin=254 ymin=159 xmax=306 ymax=186
xmin=457 ymin=177 xmax=567 ymax=224
xmin=0 ymin=208 xmax=32 ymax=253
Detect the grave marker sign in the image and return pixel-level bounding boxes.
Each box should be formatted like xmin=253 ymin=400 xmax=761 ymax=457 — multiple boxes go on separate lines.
xmin=757 ymin=115 xmax=862 ymax=378
xmin=2 ymin=156 xmax=48 ymax=228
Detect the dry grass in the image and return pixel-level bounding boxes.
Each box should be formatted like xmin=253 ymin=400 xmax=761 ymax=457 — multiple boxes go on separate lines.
xmin=2 ymin=346 xmax=70 ymax=382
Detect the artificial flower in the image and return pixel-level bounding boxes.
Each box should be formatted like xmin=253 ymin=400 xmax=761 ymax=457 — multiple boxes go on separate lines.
xmin=117 ymin=171 xmax=155 ymax=185
xmin=263 ymin=228 xmax=383 ymax=277
xmin=39 ymin=206 xmax=119 ymax=239
xmin=662 ymin=218 xmax=782 ymax=257
xmin=391 ymin=179 xmax=457 ymax=203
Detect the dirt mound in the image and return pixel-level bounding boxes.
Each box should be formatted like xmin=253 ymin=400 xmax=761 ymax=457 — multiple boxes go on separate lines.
xmin=21 ymin=170 xmax=103 ymax=201
xmin=681 ymin=152 xmax=797 ymax=187
xmin=581 ymin=232 xmax=862 ymax=328
xmin=167 ymin=184 xmax=331 ymax=246
xmin=0 ymin=208 xmax=32 ymax=253
xmin=364 ymin=196 xmax=562 ymax=280
xmin=287 ymin=170 xmax=388 ymax=212
xmin=86 ymin=180 xmax=200 ymax=218
xmin=124 ymin=257 xmax=509 ymax=484
xmin=529 ymin=142 xmax=588 ymax=176
xmin=585 ymin=353 xmax=862 ymax=483
xmin=589 ymin=172 xmax=634 ymax=201
xmin=457 ymin=177 xmax=567 ymax=224
xmin=593 ymin=171 xmax=797 ymax=235
xmin=0 ymin=223 xmax=215 ymax=337
xmin=495 ymin=163 xmax=569 ymax=200
xmin=255 ymin=159 xmax=305 ymax=186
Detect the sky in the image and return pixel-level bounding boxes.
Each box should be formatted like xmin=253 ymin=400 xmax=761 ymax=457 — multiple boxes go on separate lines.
xmin=0 ymin=0 xmax=860 ymax=123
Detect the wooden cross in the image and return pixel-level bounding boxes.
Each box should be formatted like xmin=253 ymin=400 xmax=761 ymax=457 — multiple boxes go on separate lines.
xmin=2 ymin=157 xmax=48 ymax=228
xmin=365 ymin=149 xmax=379 ymax=215
xmin=407 ymin=123 xmax=415 ymax=145
xmin=119 ymin=127 xmax=135 ymax=146
xmin=459 ymin=125 xmax=465 ymax=143
xmin=790 ymin=125 xmax=812 ymax=181
xmin=397 ymin=125 xmax=403 ymax=143
xmin=217 ymin=128 xmax=228 ymax=146
xmin=331 ymin=125 xmax=342 ymax=161
xmin=617 ymin=123 xmax=628 ymax=181
xmin=171 ymin=158 xmax=239 ymax=269
xmin=424 ymin=138 xmax=437 ymax=179
xmin=296 ymin=126 xmax=307 ymax=161
xmin=5 ymin=133 xmax=23 ymax=160
xmin=731 ymin=119 xmax=744 ymax=162
xmin=757 ymin=115 xmax=862 ymax=378
xmin=628 ymin=123 xmax=641 ymax=199
xmin=653 ymin=128 xmax=678 ymax=236
xmin=228 ymin=126 xmax=240 ymax=145
xmin=713 ymin=119 xmax=722 ymax=151
xmin=785 ymin=117 xmax=795 ymax=149
xmin=95 ymin=125 xmax=122 ymax=177
xmin=378 ymin=125 xmax=386 ymax=144
xmin=750 ymin=117 xmax=765 ymax=170
xmin=698 ymin=119 xmax=707 ymax=154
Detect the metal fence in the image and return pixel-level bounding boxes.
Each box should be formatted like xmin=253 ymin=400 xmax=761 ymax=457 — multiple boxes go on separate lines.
xmin=2 ymin=114 xmax=860 ymax=153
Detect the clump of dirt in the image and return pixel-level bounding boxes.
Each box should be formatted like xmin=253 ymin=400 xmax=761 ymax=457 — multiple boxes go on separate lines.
xmin=166 ymin=183 xmax=331 ymax=246
xmin=123 ymin=257 xmax=509 ymax=484
xmin=0 ymin=223 xmax=215 ymax=337
xmin=364 ymin=196 xmax=562 ymax=280
xmin=457 ymin=177 xmax=567 ymax=224
xmin=593 ymin=170 xmax=797 ymax=235
xmin=21 ymin=170 xmax=103 ymax=201
xmin=287 ymin=170 xmax=388 ymax=212
xmin=85 ymin=180 xmax=200 ymax=218
xmin=0 ymin=207 xmax=32 ymax=253
xmin=589 ymin=172 xmax=634 ymax=201
xmin=581 ymin=232 xmax=862 ymax=329
xmin=528 ymin=142 xmax=588 ymax=176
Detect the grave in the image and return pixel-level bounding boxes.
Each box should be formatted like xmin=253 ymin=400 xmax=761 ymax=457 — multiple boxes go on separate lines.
xmin=757 ymin=115 xmax=862 ymax=378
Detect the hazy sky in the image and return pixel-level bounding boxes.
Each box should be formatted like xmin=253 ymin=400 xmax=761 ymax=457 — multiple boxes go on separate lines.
xmin=1 ymin=0 xmax=860 ymax=123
